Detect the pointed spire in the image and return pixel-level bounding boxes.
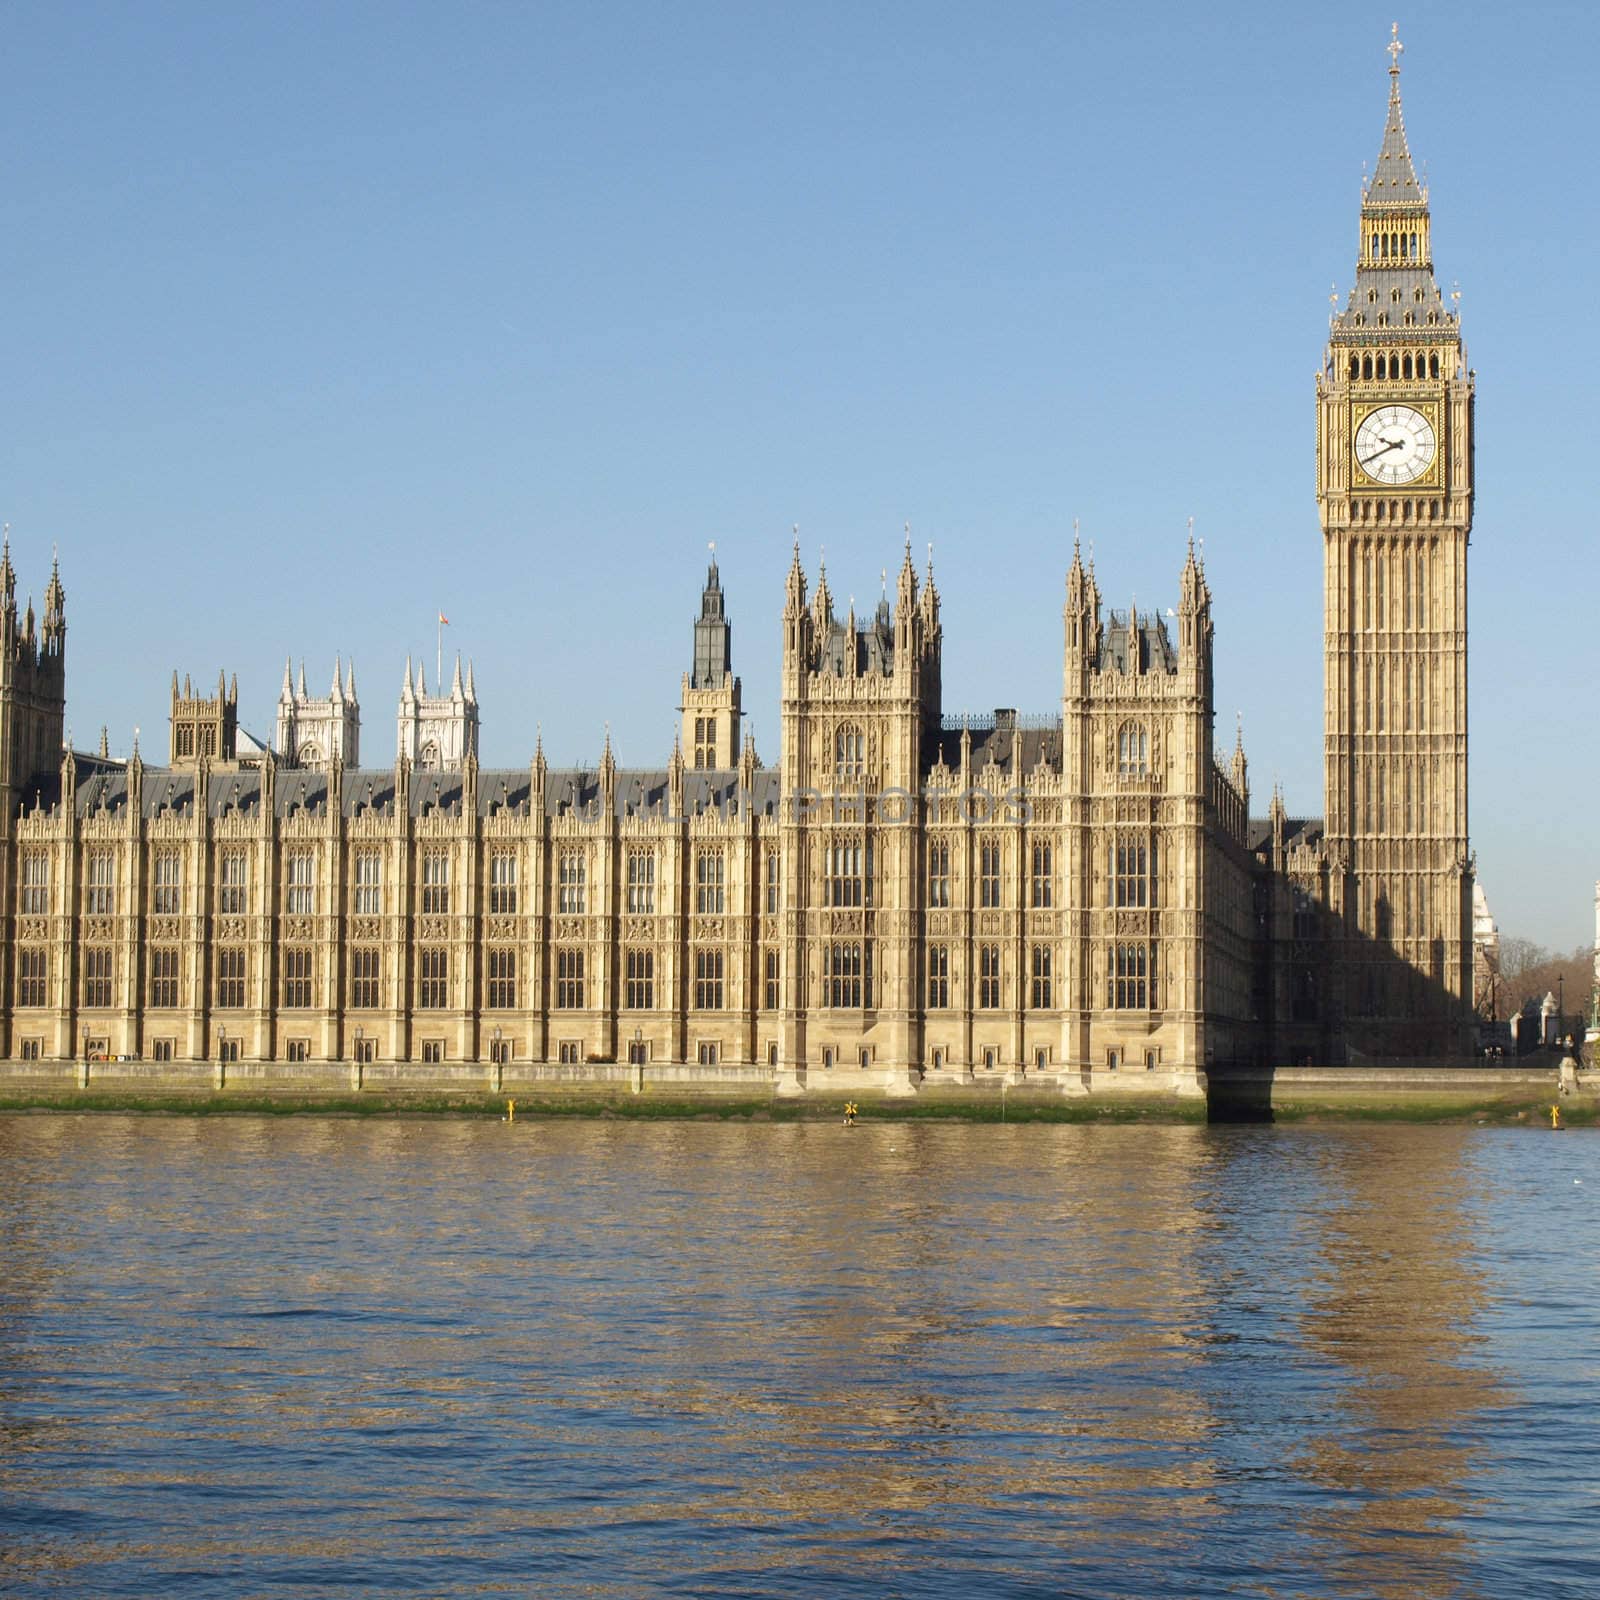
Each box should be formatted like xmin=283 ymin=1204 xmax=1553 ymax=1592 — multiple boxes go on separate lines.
xmin=465 ymin=659 xmax=476 ymax=700
xmin=331 ymin=654 xmax=343 ymax=699
xmin=346 ymin=659 xmax=357 ymax=700
xmin=1369 ymin=24 xmax=1424 ymax=205
xmin=451 ymin=652 xmax=463 ymax=696
xmin=812 ymin=547 xmax=833 ymax=627
xmin=229 ymin=673 xmax=237 ymax=704
xmin=897 ymin=522 xmax=917 ymax=604
xmin=98 ymin=726 xmax=109 ymax=759
xmin=43 ymin=549 xmax=65 ymax=631
xmin=784 ymin=526 xmax=807 ymax=615
xmin=418 ymin=658 xmax=428 ymax=695
xmin=402 ymin=655 xmax=414 ymax=696
xmin=282 ymin=657 xmax=294 ymax=699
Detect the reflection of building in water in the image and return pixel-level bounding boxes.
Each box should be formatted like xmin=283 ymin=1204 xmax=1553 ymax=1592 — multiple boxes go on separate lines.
xmin=1292 ymin=1128 xmax=1503 ymax=1599
xmin=679 ymin=1125 xmax=1227 ymax=1553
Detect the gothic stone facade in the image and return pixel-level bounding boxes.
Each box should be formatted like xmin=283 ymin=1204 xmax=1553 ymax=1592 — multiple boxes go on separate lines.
xmin=0 ymin=40 xmax=1473 ymax=1084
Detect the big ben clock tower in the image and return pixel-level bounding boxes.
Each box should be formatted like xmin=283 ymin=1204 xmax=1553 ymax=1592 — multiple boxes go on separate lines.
xmin=1317 ymin=27 xmax=1474 ymax=1056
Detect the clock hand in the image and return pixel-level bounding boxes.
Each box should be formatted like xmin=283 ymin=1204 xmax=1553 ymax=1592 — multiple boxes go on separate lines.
xmin=1358 ymin=438 xmax=1404 ymax=467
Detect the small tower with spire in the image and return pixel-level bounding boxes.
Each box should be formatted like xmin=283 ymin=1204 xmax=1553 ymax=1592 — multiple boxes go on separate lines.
xmin=169 ymin=669 xmax=238 ymax=769
xmin=679 ymin=545 xmax=742 ymax=768
xmin=397 ymin=651 xmax=479 ymax=770
xmin=277 ymin=656 xmax=360 ymax=769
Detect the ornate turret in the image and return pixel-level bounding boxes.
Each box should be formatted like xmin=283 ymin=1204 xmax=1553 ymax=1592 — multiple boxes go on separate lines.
xmin=1064 ymin=529 xmax=1101 ymax=666
xmin=531 ymin=726 xmax=547 ymax=809
xmin=278 ymin=654 xmax=361 ymax=769
xmin=1176 ymin=525 xmax=1214 ymax=694
xmin=667 ymin=731 xmax=685 ymax=816
xmin=397 ymin=650 xmax=479 ymax=770
xmin=42 ymin=553 xmax=65 ymax=653
xmin=170 ymin=668 xmax=238 ymax=769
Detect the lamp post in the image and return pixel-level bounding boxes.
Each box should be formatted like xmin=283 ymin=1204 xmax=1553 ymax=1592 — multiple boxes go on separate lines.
xmin=217 ymin=1025 xmax=227 ymax=1091
xmin=352 ymin=1025 xmax=365 ymax=1092
xmin=81 ymin=1023 xmax=90 ymax=1089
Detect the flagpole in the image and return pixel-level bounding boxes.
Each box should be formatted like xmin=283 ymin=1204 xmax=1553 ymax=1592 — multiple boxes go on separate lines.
xmin=437 ymin=614 xmax=442 ymax=692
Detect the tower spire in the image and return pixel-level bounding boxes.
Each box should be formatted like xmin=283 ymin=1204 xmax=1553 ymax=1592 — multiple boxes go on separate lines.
xmin=1369 ymin=23 xmax=1423 ymax=205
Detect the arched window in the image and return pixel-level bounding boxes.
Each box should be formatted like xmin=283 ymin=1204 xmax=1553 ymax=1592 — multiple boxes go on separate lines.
xmin=419 ymin=739 xmax=440 ymax=771
xmin=1362 ymin=355 xmax=1373 ymax=379
xmin=1410 ymin=231 xmax=1418 ymax=258
xmin=1403 ymin=354 xmax=1413 ymax=379
xmin=834 ymin=724 xmax=864 ymax=783
xmin=1429 ymin=352 xmax=1439 ymax=377
xmin=1116 ymin=722 xmax=1149 ymax=778
xmin=1371 ymin=232 xmax=1379 ymax=260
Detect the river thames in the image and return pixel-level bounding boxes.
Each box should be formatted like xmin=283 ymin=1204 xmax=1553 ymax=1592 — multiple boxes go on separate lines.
xmin=0 ymin=1115 xmax=1594 ymax=1597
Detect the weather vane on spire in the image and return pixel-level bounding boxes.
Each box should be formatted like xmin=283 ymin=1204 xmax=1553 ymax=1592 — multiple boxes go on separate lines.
xmin=1387 ymin=22 xmax=1403 ymax=72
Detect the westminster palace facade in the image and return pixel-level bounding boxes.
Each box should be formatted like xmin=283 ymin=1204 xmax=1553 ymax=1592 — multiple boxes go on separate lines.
xmin=0 ymin=36 xmax=1475 ymax=1089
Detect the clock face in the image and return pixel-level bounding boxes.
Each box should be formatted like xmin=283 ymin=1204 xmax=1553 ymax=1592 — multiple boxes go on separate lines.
xmin=1354 ymin=404 xmax=1437 ymax=486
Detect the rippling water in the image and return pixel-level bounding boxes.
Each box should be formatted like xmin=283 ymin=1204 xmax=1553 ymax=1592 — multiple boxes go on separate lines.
xmin=0 ymin=1115 xmax=1595 ymax=1597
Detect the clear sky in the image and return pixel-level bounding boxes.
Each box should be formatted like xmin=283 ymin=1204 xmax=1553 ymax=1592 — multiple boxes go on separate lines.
xmin=3 ymin=2 xmax=1596 ymax=951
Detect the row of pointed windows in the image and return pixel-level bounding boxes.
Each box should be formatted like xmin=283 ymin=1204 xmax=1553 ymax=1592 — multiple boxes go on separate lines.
xmin=1348 ymin=350 xmax=1440 ymax=381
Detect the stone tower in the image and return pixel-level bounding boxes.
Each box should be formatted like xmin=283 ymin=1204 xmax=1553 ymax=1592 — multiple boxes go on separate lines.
xmin=0 ymin=540 xmax=67 ymax=796
xmin=277 ymin=657 xmax=360 ymax=769
xmin=169 ymin=670 xmax=237 ymax=768
xmin=1317 ymin=28 xmax=1474 ymax=1055
xmin=777 ymin=537 xmax=942 ymax=1081
xmin=679 ymin=550 xmax=741 ymax=768
xmin=397 ymin=654 xmax=479 ymax=770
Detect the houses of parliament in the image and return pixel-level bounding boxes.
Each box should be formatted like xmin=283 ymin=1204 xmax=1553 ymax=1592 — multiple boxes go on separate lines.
xmin=0 ymin=37 xmax=1475 ymax=1090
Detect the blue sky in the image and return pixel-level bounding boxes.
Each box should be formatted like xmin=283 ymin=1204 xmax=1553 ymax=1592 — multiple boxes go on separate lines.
xmin=3 ymin=2 xmax=1596 ymax=950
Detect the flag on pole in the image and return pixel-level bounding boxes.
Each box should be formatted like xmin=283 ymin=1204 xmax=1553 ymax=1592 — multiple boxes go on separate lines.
xmin=439 ymin=612 xmax=450 ymax=626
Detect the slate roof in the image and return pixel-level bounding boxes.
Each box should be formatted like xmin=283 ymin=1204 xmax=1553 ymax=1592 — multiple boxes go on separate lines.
xmin=30 ymin=764 xmax=782 ymax=824
xmin=925 ymin=720 xmax=1063 ymax=777
xmin=1247 ymin=816 xmax=1326 ymax=857
xmin=1103 ymin=612 xmax=1177 ymax=675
